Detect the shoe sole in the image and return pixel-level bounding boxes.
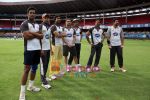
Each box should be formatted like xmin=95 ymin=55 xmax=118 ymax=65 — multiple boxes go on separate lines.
xmin=41 ymin=84 xmax=51 ymax=89
xmin=27 ymin=88 xmax=41 ymax=92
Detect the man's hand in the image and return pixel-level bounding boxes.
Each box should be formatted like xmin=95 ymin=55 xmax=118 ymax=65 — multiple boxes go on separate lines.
xmin=89 ymin=43 xmax=94 ymax=47
xmin=62 ymin=33 xmax=67 ymax=37
xmin=108 ymin=45 xmax=112 ymax=49
xmin=37 ymin=34 xmax=44 ymax=39
xmin=23 ymin=32 xmax=35 ymax=40
xmin=68 ymin=44 xmax=74 ymax=48
xmin=50 ymin=51 xmax=54 ymax=55
xmin=121 ymin=45 xmax=124 ymax=48
xmin=41 ymin=50 xmax=44 ymax=57
xmin=31 ymin=32 xmax=43 ymax=39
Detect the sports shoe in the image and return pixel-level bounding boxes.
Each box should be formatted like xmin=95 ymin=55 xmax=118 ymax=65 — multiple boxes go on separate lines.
xmin=86 ymin=67 xmax=92 ymax=72
xmin=92 ymin=66 xmax=100 ymax=72
xmin=46 ymin=77 xmax=52 ymax=82
xmin=119 ymin=68 xmax=127 ymax=72
xmin=51 ymin=75 xmax=57 ymax=80
xmin=75 ymin=66 xmax=82 ymax=72
xmin=41 ymin=84 xmax=51 ymax=89
xmin=19 ymin=92 xmax=25 ymax=100
xmin=78 ymin=67 xmax=82 ymax=72
xmin=110 ymin=68 xmax=115 ymax=72
xmin=66 ymin=65 xmax=71 ymax=72
xmin=56 ymin=71 xmax=65 ymax=78
xmin=27 ymin=86 xmax=41 ymax=92
xmin=78 ymin=64 xmax=81 ymax=66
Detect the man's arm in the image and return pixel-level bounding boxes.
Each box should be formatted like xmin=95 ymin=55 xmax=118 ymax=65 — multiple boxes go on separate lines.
xmin=106 ymin=28 xmax=111 ymax=48
xmin=106 ymin=28 xmax=111 ymax=39
xmin=48 ymin=28 xmax=53 ymax=55
xmin=62 ymin=37 xmax=69 ymax=46
xmin=80 ymin=29 xmax=83 ymax=42
xmin=39 ymin=24 xmax=44 ymax=56
xmin=50 ymin=38 xmax=53 ymax=55
xmin=20 ymin=21 xmax=34 ymax=40
xmin=120 ymin=29 xmax=124 ymax=47
xmin=72 ymin=30 xmax=76 ymax=46
xmin=53 ymin=31 xmax=66 ymax=38
xmin=101 ymin=31 xmax=105 ymax=43
xmin=20 ymin=21 xmax=43 ymax=40
xmin=86 ymin=31 xmax=92 ymax=45
xmin=23 ymin=31 xmax=43 ymax=40
xmin=23 ymin=31 xmax=35 ymax=40
xmin=51 ymin=25 xmax=66 ymax=38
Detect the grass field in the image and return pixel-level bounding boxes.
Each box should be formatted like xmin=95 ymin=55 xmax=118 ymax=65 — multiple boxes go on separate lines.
xmin=0 ymin=39 xmax=150 ymax=100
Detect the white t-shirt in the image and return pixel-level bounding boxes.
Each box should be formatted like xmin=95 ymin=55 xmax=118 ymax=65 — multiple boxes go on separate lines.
xmin=75 ymin=28 xmax=81 ymax=44
xmin=51 ymin=25 xmax=63 ymax=46
xmin=63 ymin=28 xmax=75 ymax=46
xmin=41 ymin=24 xmax=50 ymax=50
xmin=90 ymin=27 xmax=103 ymax=45
xmin=20 ymin=20 xmax=41 ymax=51
xmin=107 ymin=26 xmax=123 ymax=46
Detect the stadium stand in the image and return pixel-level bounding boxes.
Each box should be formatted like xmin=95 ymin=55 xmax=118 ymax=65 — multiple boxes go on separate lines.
xmin=0 ymin=0 xmax=150 ymax=39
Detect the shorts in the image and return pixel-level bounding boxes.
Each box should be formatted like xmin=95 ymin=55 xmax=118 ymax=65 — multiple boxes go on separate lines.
xmin=24 ymin=50 xmax=41 ymax=65
xmin=63 ymin=45 xmax=77 ymax=57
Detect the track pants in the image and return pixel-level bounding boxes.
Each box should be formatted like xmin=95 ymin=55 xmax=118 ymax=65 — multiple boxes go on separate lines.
xmin=110 ymin=46 xmax=123 ymax=68
xmin=68 ymin=43 xmax=81 ymax=65
xmin=87 ymin=43 xmax=103 ymax=67
xmin=40 ymin=50 xmax=50 ymax=84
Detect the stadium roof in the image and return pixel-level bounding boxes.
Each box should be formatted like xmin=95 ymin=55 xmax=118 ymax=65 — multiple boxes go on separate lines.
xmin=0 ymin=0 xmax=150 ymax=14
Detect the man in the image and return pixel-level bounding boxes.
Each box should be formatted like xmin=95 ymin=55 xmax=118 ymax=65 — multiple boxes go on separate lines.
xmin=63 ymin=19 xmax=80 ymax=72
xmin=68 ymin=19 xmax=82 ymax=67
xmin=86 ymin=18 xmax=105 ymax=72
xmin=107 ymin=19 xmax=126 ymax=72
xmin=40 ymin=13 xmax=51 ymax=89
xmin=50 ymin=16 xmax=66 ymax=79
xmin=19 ymin=7 xmax=43 ymax=100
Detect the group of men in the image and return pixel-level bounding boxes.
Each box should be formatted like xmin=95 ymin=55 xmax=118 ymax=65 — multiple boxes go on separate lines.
xmin=19 ymin=7 xmax=126 ymax=100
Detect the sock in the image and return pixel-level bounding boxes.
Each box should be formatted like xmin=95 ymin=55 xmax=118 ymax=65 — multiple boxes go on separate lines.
xmin=21 ymin=85 xmax=26 ymax=93
xmin=28 ymin=80 xmax=34 ymax=87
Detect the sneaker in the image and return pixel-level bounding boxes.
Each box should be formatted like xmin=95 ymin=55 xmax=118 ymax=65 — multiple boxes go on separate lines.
xmin=51 ymin=75 xmax=57 ymax=80
xmin=56 ymin=71 xmax=65 ymax=78
xmin=19 ymin=92 xmax=25 ymax=100
xmin=27 ymin=86 xmax=41 ymax=92
xmin=119 ymin=68 xmax=127 ymax=72
xmin=41 ymin=84 xmax=51 ymax=89
xmin=66 ymin=65 xmax=71 ymax=72
xmin=78 ymin=64 xmax=81 ymax=66
xmin=46 ymin=77 xmax=52 ymax=82
xmin=78 ymin=67 xmax=82 ymax=72
xmin=59 ymin=71 xmax=65 ymax=75
xmin=92 ymin=66 xmax=100 ymax=72
xmin=110 ymin=68 xmax=115 ymax=72
xmin=86 ymin=67 xmax=92 ymax=73
xmin=75 ymin=66 xmax=82 ymax=72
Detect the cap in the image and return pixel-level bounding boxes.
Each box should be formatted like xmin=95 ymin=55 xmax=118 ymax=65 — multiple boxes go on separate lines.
xmin=42 ymin=13 xmax=50 ymax=18
xmin=73 ymin=18 xmax=80 ymax=22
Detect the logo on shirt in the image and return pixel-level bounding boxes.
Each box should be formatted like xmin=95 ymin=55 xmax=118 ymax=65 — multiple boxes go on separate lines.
xmin=113 ymin=32 xmax=118 ymax=36
xmin=95 ymin=34 xmax=100 ymax=37
xmin=76 ymin=33 xmax=80 ymax=36
xmin=67 ymin=34 xmax=72 ymax=37
xmin=45 ymin=34 xmax=49 ymax=39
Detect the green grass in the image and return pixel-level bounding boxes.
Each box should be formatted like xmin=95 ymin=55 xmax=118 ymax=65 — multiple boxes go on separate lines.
xmin=0 ymin=39 xmax=150 ymax=100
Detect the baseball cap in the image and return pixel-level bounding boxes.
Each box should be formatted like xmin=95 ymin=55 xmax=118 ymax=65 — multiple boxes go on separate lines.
xmin=73 ymin=18 xmax=80 ymax=22
xmin=42 ymin=13 xmax=50 ymax=18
